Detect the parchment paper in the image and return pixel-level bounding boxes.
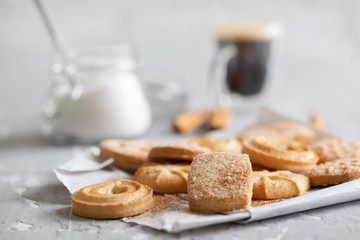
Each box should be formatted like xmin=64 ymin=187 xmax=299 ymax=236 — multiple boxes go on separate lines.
xmin=54 ymin=107 xmax=360 ymax=233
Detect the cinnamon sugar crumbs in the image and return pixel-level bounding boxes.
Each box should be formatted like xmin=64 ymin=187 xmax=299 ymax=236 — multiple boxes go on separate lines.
xmin=125 ymin=194 xmax=187 ymax=221
xmin=153 ymin=195 xmax=182 ymax=206
xmin=251 ymin=198 xmax=288 ymax=207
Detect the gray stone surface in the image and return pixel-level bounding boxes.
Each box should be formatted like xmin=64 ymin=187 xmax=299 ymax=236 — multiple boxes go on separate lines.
xmin=1 ymin=0 xmax=360 ymax=239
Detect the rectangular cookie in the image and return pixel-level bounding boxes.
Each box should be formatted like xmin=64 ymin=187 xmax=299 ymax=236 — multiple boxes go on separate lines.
xmin=188 ymin=152 xmax=253 ymax=213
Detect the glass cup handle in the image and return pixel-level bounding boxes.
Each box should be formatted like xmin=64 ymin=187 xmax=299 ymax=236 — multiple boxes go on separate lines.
xmin=209 ymin=44 xmax=238 ymax=107
xmin=40 ymin=64 xmax=83 ymax=120
xmin=65 ymin=65 xmax=83 ymax=103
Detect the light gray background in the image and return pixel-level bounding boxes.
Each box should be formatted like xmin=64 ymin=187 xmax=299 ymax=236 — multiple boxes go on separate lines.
xmin=1 ymin=0 xmax=360 ymax=239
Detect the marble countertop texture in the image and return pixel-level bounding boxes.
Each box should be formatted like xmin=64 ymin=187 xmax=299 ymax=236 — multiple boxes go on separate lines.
xmin=1 ymin=0 xmax=360 ymax=239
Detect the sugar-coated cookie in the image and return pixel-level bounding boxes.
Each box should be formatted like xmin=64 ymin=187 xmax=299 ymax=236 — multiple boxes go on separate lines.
xmin=99 ymin=139 xmax=156 ymax=170
xmin=253 ymin=170 xmax=310 ymax=199
xmin=310 ymin=138 xmax=360 ymax=164
xmin=71 ymin=179 xmax=154 ymax=219
xmin=303 ymin=158 xmax=360 ymax=186
xmin=181 ymin=135 xmax=242 ymax=153
xmin=242 ymin=136 xmax=319 ymax=172
xmin=188 ymin=152 xmax=253 ymax=213
xmin=238 ymin=121 xmax=315 ymax=143
xmin=134 ymin=164 xmax=190 ymax=193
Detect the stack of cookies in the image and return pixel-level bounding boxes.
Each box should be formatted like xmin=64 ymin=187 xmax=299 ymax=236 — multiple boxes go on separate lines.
xmin=71 ymin=121 xmax=360 ymax=219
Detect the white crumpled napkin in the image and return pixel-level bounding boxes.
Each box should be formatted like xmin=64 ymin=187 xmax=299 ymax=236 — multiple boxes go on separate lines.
xmin=53 ymin=147 xmax=132 ymax=193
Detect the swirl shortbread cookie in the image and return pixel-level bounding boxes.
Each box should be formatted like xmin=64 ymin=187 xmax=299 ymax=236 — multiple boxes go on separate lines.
xmin=180 ymin=136 xmax=242 ymax=153
xmin=238 ymin=121 xmax=315 ymax=143
xmin=309 ymin=138 xmax=360 ymax=163
xmin=134 ymin=164 xmax=190 ymax=193
xmin=303 ymin=158 xmax=360 ymax=186
xmin=188 ymin=152 xmax=253 ymax=213
xmin=71 ymin=179 xmax=154 ymax=219
xmin=242 ymin=136 xmax=319 ymax=172
xmin=99 ymin=139 xmax=156 ymax=170
xmin=148 ymin=144 xmax=210 ymax=162
xmin=253 ymin=170 xmax=310 ymax=199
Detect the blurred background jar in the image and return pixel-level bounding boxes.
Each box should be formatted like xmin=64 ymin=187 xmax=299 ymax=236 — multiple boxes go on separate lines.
xmin=40 ymin=45 xmax=151 ymax=144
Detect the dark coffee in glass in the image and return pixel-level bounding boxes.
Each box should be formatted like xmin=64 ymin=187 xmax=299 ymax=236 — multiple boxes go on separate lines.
xmin=219 ymin=40 xmax=270 ymax=95
xmin=212 ymin=22 xmax=282 ymax=106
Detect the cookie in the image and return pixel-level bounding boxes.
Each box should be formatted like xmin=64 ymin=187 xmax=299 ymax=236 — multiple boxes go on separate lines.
xmin=173 ymin=108 xmax=234 ymax=133
xmin=99 ymin=139 xmax=156 ymax=170
xmin=71 ymin=179 xmax=154 ymax=219
xmin=148 ymin=144 xmax=211 ymax=162
xmin=242 ymin=136 xmax=319 ymax=172
xmin=309 ymin=138 xmax=360 ymax=163
xmin=188 ymin=152 xmax=253 ymax=213
xmin=134 ymin=164 xmax=190 ymax=193
xmin=238 ymin=121 xmax=315 ymax=143
xmin=209 ymin=108 xmax=233 ymax=130
xmin=173 ymin=111 xmax=211 ymax=133
xmin=180 ymin=135 xmax=242 ymax=153
xmin=303 ymin=158 xmax=360 ymax=186
xmin=253 ymin=170 xmax=310 ymax=199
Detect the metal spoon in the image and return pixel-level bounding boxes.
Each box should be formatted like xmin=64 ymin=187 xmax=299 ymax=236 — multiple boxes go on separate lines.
xmin=33 ymin=0 xmax=69 ymax=56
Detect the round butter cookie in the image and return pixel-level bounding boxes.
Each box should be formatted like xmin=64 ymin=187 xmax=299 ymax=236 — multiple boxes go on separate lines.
xmin=303 ymin=158 xmax=360 ymax=186
xmin=71 ymin=179 xmax=154 ymax=219
xmin=181 ymin=135 xmax=242 ymax=153
xmin=99 ymin=139 xmax=156 ymax=170
xmin=242 ymin=136 xmax=319 ymax=172
xmin=148 ymin=144 xmax=210 ymax=162
xmin=134 ymin=164 xmax=190 ymax=193
xmin=238 ymin=121 xmax=315 ymax=143
xmin=309 ymin=138 xmax=360 ymax=164
xmin=253 ymin=170 xmax=310 ymax=199
xmin=188 ymin=152 xmax=253 ymax=213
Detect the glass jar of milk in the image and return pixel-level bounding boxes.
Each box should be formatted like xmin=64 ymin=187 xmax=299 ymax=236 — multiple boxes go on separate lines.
xmin=40 ymin=45 xmax=151 ymax=143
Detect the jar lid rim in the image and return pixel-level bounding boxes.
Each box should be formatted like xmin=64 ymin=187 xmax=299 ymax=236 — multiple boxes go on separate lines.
xmin=62 ymin=45 xmax=138 ymax=69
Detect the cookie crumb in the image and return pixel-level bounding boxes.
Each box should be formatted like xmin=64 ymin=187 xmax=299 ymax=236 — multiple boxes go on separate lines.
xmin=225 ymin=176 xmax=233 ymax=183
xmin=311 ymin=112 xmax=325 ymax=129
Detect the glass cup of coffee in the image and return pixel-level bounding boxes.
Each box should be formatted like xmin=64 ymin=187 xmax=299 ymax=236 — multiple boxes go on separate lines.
xmin=210 ymin=21 xmax=283 ymax=107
